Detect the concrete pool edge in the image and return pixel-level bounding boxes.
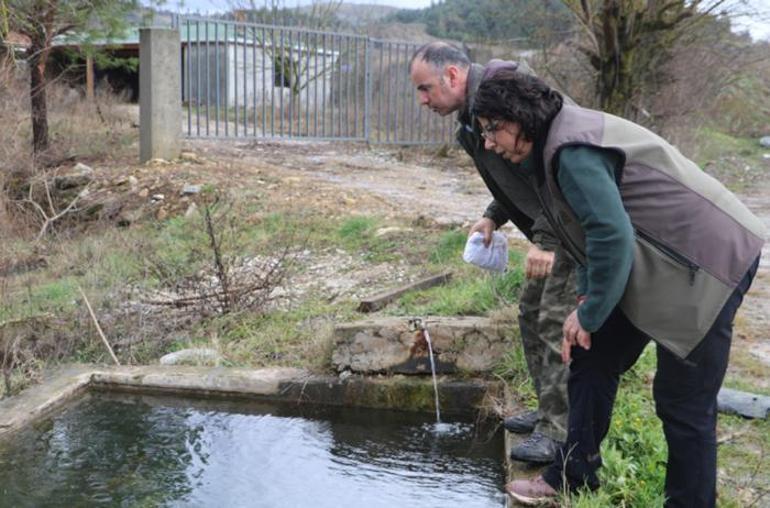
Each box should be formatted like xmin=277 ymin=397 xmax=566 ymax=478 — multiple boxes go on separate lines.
xmin=0 ymin=364 xmax=505 ymax=441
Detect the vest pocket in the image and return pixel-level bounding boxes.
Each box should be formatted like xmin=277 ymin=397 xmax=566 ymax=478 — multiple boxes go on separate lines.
xmin=620 ymin=233 xmax=731 ymax=358
xmin=635 ymin=229 xmax=699 ymax=285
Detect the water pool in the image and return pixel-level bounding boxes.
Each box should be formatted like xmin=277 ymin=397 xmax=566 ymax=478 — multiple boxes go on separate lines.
xmin=0 ymin=391 xmax=506 ymax=507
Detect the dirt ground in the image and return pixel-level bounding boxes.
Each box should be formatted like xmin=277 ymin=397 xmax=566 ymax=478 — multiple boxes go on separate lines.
xmin=76 ymin=135 xmax=770 ymax=372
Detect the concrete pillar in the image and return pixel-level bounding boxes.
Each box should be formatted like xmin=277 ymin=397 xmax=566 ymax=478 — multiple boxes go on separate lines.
xmin=139 ymin=28 xmax=181 ymax=163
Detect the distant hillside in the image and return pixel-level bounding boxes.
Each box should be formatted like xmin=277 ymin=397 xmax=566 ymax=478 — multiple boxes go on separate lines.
xmin=330 ymin=3 xmax=400 ymax=26
xmin=390 ymin=0 xmax=573 ymax=44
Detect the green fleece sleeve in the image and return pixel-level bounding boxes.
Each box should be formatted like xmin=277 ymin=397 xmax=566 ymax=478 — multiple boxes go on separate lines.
xmin=557 ymin=146 xmax=634 ymax=332
xmin=575 ymin=264 xmax=588 ymax=296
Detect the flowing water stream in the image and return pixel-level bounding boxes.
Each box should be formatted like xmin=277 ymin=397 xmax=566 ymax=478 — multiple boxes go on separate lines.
xmin=423 ymin=327 xmax=442 ymax=423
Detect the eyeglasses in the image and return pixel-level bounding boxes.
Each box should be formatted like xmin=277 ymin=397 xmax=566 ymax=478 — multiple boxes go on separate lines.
xmin=480 ymin=120 xmax=503 ymax=141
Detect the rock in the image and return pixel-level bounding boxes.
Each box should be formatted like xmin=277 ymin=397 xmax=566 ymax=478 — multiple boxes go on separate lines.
xmin=718 ymin=387 xmax=770 ymax=419
xmin=331 ymin=316 xmax=512 ymax=375
xmin=156 ymin=207 xmax=168 ymax=221
xmin=138 ymin=188 xmax=149 ymax=198
xmin=179 ymin=151 xmax=201 ymax=163
xmin=73 ymin=162 xmax=94 ymax=176
xmin=54 ymin=165 xmax=93 ymax=190
xmin=375 ymin=226 xmax=413 ymax=238
xmin=116 ymin=207 xmax=143 ymax=227
xmin=184 ymin=202 xmax=198 ymax=218
xmin=151 ymin=193 xmax=165 ymax=202
xmin=159 ymin=348 xmax=222 ymax=366
xmin=760 ymin=136 xmax=770 ymax=148
xmin=181 ymin=184 xmax=201 ymax=196
xmin=128 ymin=175 xmax=139 ymax=189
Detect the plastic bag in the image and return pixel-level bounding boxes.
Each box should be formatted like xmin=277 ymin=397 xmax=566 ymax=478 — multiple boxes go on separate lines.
xmin=462 ymin=231 xmax=508 ymax=273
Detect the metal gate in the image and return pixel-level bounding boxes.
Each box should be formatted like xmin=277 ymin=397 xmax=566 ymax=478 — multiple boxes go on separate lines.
xmin=179 ymin=17 xmax=455 ymax=145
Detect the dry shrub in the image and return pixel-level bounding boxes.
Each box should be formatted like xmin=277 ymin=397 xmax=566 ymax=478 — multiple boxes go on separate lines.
xmin=89 ymin=202 xmax=301 ymax=364
xmin=140 ymin=204 xmax=293 ymax=318
xmin=0 ymin=59 xmax=137 ymax=238
xmin=649 ymin=24 xmax=770 ymax=149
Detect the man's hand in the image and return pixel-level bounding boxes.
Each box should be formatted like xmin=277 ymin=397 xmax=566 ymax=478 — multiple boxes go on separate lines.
xmin=525 ymin=245 xmax=554 ymax=279
xmin=561 ymin=308 xmax=591 ymax=364
xmin=469 ymin=217 xmax=496 ymax=247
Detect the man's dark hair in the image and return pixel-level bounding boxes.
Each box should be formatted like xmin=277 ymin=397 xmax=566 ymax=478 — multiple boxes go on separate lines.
xmin=472 ymin=68 xmax=563 ymax=141
xmin=409 ymin=42 xmax=470 ymax=73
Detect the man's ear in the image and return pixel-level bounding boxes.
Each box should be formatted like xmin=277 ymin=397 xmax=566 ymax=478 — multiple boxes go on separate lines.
xmin=445 ymin=65 xmax=460 ymax=87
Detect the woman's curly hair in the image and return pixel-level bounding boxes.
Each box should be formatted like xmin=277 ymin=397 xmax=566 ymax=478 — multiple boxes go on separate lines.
xmin=472 ymin=68 xmax=563 ymax=142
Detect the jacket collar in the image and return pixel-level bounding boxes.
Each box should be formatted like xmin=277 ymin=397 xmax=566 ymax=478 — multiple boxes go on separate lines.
xmin=458 ymin=63 xmax=485 ymax=127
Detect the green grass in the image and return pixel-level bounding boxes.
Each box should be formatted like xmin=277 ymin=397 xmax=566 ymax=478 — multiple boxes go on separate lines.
xmin=210 ymin=299 xmax=358 ymax=368
xmin=695 ymin=127 xmax=765 ymax=167
xmin=717 ymin=415 xmax=770 ymax=507
xmin=1 ymin=276 xmax=80 ymax=321
xmin=494 ymin=336 xmax=537 ymax=406
xmin=392 ymin=237 xmax=526 ymax=316
xmin=429 ymin=229 xmax=467 ymax=264
xmin=392 ymin=268 xmax=524 ymax=316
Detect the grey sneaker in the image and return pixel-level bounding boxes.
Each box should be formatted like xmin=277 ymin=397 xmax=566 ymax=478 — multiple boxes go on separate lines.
xmin=509 ymin=432 xmax=562 ymax=464
xmin=503 ymin=410 xmax=539 ymax=434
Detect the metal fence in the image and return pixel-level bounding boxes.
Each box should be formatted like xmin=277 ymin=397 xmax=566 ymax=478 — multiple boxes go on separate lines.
xmin=179 ymin=16 xmax=455 ymax=145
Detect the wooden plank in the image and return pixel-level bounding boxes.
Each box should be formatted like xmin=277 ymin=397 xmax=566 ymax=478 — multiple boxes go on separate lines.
xmin=357 ymin=271 xmax=452 ymax=313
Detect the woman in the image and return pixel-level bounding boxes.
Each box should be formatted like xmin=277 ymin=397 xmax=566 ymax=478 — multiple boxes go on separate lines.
xmin=471 ymin=68 xmax=764 ymax=506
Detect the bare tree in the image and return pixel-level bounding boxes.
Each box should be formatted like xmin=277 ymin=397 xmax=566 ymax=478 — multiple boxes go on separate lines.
xmin=5 ymin=0 xmax=142 ymax=155
xmin=229 ymin=0 xmax=343 ymax=100
xmin=559 ymin=0 xmax=751 ymax=118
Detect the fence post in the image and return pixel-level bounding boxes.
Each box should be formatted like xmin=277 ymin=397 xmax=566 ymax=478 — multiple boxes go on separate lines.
xmin=364 ymin=37 xmax=371 ymax=143
xmin=139 ymin=27 xmax=181 ymax=163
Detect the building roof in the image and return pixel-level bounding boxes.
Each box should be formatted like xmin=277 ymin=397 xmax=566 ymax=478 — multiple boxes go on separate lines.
xmin=53 ymin=23 xmax=342 ymax=56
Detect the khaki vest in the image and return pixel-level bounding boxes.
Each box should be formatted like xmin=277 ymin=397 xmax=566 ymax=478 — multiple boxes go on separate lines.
xmin=541 ymin=105 xmax=766 ymax=358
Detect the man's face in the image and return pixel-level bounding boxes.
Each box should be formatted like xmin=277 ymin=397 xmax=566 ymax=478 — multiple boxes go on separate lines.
xmin=410 ymin=60 xmax=465 ymax=116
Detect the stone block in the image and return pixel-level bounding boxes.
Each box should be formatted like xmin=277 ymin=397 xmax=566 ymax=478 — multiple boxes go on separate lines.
xmin=332 ymin=316 xmax=513 ymax=375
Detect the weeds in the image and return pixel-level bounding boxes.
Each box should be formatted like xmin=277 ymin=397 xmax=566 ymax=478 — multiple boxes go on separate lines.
xmin=0 ymin=63 xmax=135 ymax=240
xmin=393 ymin=241 xmax=525 ymax=316
xmin=140 ymin=203 xmax=292 ymax=317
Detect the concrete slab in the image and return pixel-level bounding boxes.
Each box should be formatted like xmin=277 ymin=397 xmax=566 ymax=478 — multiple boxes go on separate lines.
xmin=0 ymin=364 xmax=503 ymax=442
xmin=718 ymin=387 xmax=770 ymax=419
xmin=0 ymin=364 xmax=94 ymax=438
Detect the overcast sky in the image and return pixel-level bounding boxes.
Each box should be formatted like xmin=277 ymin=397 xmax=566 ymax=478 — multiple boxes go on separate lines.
xmin=169 ymin=0 xmax=770 ymax=41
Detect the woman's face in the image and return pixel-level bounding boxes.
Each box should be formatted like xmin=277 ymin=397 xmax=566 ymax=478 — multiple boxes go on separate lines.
xmin=478 ymin=117 xmax=533 ymax=164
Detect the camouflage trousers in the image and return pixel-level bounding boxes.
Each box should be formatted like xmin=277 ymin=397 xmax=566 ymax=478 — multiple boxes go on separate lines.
xmin=517 ymin=247 xmax=576 ymax=442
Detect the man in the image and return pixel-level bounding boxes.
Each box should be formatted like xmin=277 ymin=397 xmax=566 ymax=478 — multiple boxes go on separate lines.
xmin=409 ymin=42 xmax=576 ymax=464
xmin=471 ymin=68 xmax=764 ymax=506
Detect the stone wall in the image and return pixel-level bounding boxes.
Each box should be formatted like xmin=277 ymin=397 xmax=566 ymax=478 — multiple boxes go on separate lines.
xmin=332 ymin=316 xmax=514 ymax=375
